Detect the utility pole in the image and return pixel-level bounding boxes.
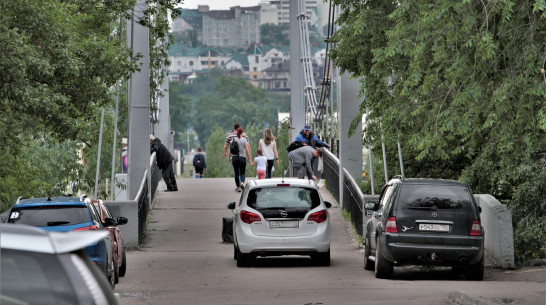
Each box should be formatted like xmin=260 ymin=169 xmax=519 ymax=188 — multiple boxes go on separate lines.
xmin=127 ymin=0 xmax=150 ymax=200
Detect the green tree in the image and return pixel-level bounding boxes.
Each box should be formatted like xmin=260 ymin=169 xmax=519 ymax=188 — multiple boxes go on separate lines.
xmin=329 ymin=0 xmax=546 ymax=262
xmin=261 ymin=23 xmax=289 ymax=46
xmin=0 ymin=0 xmax=183 ymax=210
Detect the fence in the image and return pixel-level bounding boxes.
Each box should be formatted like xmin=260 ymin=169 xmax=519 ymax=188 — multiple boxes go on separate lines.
xmin=321 ymin=149 xmax=379 ymax=237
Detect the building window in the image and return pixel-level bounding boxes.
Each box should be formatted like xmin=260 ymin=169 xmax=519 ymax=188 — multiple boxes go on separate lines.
xmin=177 ymin=60 xmax=182 ymax=65
xmin=255 ymin=56 xmax=259 ymax=63
xmin=253 ymin=67 xmax=257 ymax=71
xmin=189 ymin=61 xmax=193 ymax=66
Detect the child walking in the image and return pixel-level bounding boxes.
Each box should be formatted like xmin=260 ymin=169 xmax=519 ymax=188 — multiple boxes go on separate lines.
xmin=250 ymin=148 xmax=268 ymax=179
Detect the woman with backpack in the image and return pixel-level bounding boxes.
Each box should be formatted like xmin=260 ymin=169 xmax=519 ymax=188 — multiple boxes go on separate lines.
xmin=231 ymin=127 xmax=252 ymax=192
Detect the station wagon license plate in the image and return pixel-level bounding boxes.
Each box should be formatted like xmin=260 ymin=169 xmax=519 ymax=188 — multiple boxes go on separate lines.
xmin=419 ymin=223 xmax=449 ymax=232
xmin=270 ymin=221 xmax=299 ymax=228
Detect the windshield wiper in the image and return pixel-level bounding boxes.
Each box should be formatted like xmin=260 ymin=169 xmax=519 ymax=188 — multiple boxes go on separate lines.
xmin=47 ymin=221 xmax=70 ymax=226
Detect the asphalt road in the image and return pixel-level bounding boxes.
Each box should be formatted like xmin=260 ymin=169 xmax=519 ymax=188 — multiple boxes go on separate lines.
xmin=115 ymin=177 xmax=545 ymax=305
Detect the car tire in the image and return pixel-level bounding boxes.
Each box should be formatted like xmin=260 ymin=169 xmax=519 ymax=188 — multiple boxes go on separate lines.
xmin=119 ymin=250 xmax=127 ymax=277
xmin=363 ymin=234 xmax=374 ymax=271
xmin=465 ymin=257 xmax=484 ymax=281
xmin=236 ymin=246 xmax=250 ymax=267
xmin=233 ymin=244 xmax=238 ymax=260
xmin=108 ymin=258 xmax=116 ymax=289
xmin=114 ymin=256 xmax=120 ymax=284
xmin=312 ymin=250 xmax=330 ymax=266
xmin=374 ymin=239 xmax=393 ymax=279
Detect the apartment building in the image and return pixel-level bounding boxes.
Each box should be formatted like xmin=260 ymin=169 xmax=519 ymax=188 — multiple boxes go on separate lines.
xmin=202 ymin=6 xmax=261 ymax=48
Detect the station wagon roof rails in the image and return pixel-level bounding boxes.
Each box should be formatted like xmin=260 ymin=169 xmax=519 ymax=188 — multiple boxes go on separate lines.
xmin=392 ymin=175 xmax=404 ymax=180
xmin=80 ymin=194 xmax=88 ymax=202
xmin=16 ymin=196 xmax=23 ymax=204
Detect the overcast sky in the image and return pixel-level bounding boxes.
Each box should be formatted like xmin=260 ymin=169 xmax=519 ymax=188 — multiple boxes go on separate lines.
xmin=180 ymin=0 xmax=262 ymax=10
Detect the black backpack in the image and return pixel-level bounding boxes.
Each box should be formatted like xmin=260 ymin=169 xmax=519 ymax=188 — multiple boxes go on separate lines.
xmin=230 ymin=138 xmax=239 ymax=155
xmin=287 ymin=141 xmax=304 ymax=152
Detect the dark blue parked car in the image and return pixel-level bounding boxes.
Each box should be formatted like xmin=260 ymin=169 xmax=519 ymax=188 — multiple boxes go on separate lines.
xmin=6 ymin=195 xmax=116 ymax=288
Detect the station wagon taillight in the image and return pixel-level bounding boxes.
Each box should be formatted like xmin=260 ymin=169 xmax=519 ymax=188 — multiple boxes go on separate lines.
xmin=240 ymin=210 xmax=261 ymax=224
xmin=470 ymin=220 xmax=481 ymax=236
xmin=385 ymin=217 xmax=398 ymax=233
xmin=308 ymin=209 xmax=328 ymax=223
xmin=74 ymin=225 xmax=99 ymax=231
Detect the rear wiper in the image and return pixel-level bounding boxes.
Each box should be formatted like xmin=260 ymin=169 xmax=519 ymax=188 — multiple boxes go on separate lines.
xmin=47 ymin=221 xmax=70 ymax=226
xmin=255 ymin=207 xmax=286 ymax=210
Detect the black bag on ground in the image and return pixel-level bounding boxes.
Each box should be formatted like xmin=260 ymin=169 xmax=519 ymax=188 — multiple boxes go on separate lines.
xmin=222 ymin=217 xmax=234 ymax=243
xmin=287 ymin=141 xmax=304 ymax=152
xmin=229 ymin=138 xmax=239 ymax=155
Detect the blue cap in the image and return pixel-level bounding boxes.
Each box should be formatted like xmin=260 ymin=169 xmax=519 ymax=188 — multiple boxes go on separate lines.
xmin=304 ymin=124 xmax=311 ymax=131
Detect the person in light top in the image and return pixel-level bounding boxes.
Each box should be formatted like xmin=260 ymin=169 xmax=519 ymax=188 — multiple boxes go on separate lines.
xmin=250 ymin=148 xmax=268 ymax=179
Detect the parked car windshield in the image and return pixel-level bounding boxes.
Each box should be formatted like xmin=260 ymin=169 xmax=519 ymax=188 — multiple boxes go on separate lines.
xmin=398 ymin=184 xmax=472 ymax=210
xmin=8 ymin=206 xmax=90 ymax=227
xmin=247 ymin=187 xmax=321 ymax=210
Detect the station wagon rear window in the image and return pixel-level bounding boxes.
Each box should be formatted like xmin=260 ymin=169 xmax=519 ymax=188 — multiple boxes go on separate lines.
xmin=398 ymin=184 xmax=472 ymax=210
xmin=8 ymin=206 xmax=91 ymax=227
xmin=247 ymin=187 xmax=321 ymax=210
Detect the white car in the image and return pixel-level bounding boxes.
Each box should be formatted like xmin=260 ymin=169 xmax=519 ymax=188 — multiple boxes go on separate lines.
xmin=227 ymin=178 xmax=332 ymax=267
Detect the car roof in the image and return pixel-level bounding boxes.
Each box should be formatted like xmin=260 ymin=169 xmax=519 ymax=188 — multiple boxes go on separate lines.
xmin=14 ymin=195 xmax=90 ymax=208
xmin=391 ymin=178 xmax=468 ymax=186
xmin=247 ymin=178 xmax=318 ymax=189
xmin=0 ymin=223 xmax=108 ymax=254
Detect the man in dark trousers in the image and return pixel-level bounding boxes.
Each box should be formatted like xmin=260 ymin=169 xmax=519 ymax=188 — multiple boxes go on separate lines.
xmin=150 ymin=135 xmax=178 ymax=191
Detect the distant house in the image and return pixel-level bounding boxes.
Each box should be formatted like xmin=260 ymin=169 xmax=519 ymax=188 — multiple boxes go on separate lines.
xmin=258 ymin=60 xmax=291 ymax=91
xmin=168 ymin=42 xmax=235 ymax=82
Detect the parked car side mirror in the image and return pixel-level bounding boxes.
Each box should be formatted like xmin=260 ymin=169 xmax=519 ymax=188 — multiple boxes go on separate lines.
xmin=364 ymin=201 xmax=377 ymax=211
xmin=227 ymin=202 xmax=236 ymax=210
xmin=104 ymin=217 xmax=117 ymax=227
xmin=324 ymin=201 xmax=332 ymax=208
xmin=477 ymin=206 xmax=482 ymax=213
xmin=116 ymin=216 xmax=128 ymax=225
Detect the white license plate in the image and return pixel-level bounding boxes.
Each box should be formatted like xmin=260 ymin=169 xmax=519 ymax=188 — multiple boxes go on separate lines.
xmin=269 ymin=221 xmax=299 ymax=228
xmin=419 ymin=223 xmax=449 ymax=232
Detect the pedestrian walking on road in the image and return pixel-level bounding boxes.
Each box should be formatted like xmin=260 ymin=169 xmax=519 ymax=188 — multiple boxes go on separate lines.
xmin=288 ymin=146 xmax=322 ymax=181
xmin=231 ymin=127 xmax=252 ymax=192
xmin=258 ymin=128 xmax=279 ymax=178
xmin=150 ymin=135 xmax=178 ymax=191
xmin=250 ymin=148 xmax=268 ymax=179
xmin=192 ymin=147 xmax=206 ymax=178
xmin=224 ymin=123 xmax=249 ymax=190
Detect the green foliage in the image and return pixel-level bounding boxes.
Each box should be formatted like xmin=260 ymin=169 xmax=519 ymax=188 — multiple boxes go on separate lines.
xmin=204 ymin=126 xmax=235 ymax=178
xmin=170 ymin=70 xmax=278 ymax=146
xmin=331 ymin=0 xmax=546 ymax=262
xmin=0 ymin=0 xmax=181 ymax=211
xmin=260 ymin=23 xmax=289 ymax=46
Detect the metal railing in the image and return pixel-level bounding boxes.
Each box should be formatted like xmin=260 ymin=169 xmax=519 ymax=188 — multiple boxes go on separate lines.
xmin=321 ymin=148 xmax=379 ymax=237
xmin=133 ymin=152 xmax=163 ymax=244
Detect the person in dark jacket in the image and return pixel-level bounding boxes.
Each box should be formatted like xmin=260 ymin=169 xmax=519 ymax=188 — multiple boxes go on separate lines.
xmin=294 ymin=124 xmax=330 ymax=149
xmin=192 ymin=147 xmax=206 ymax=178
xmin=150 ymin=135 xmax=178 ymax=191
